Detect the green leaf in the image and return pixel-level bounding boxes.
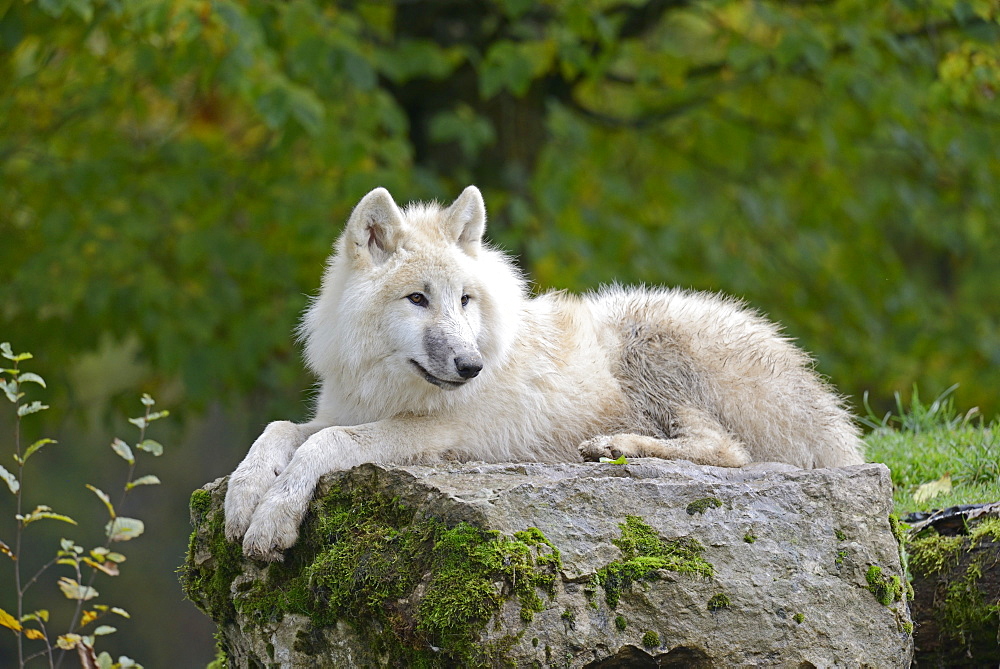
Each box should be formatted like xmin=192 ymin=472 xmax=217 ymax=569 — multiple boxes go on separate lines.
xmin=16 ymin=372 xmax=46 ymax=388
xmin=21 ymin=609 xmax=49 ymax=623
xmin=110 ymin=607 xmax=130 ymax=618
xmin=135 ymin=439 xmax=163 ymax=456
xmin=105 ymin=517 xmax=144 ymax=542
xmin=57 ymin=577 xmax=98 ymax=601
xmin=126 ymin=474 xmax=161 ymax=490
xmin=480 ymin=39 xmax=555 ymax=98
xmin=93 ymin=625 xmax=116 ymax=636
xmin=86 ymin=484 xmax=116 ymax=518
xmin=19 ymin=438 xmax=56 ymax=465
xmin=0 ymin=379 xmax=20 ymax=403
xmin=110 ymin=439 xmax=134 ymax=464
xmin=20 ymin=505 xmax=77 ymax=526
xmin=0 ymin=343 xmax=31 ymax=362
xmin=97 ymin=652 xmax=114 ymax=669
xmin=17 ymin=401 xmax=48 ymax=417
xmin=599 ymin=455 xmax=629 ymax=465
xmin=0 ymin=464 xmax=19 ymax=494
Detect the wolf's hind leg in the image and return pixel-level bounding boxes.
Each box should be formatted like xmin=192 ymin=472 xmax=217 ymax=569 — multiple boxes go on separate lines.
xmin=579 ymin=407 xmax=751 ymax=467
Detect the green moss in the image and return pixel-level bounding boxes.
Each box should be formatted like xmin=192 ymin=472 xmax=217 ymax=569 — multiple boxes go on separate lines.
xmin=743 ymin=529 xmax=756 ymax=544
xmin=909 ymin=518 xmax=999 ymax=657
xmin=182 ymin=482 xmax=562 ymax=667
xmin=835 ymin=528 xmax=847 ymax=541
xmin=707 ymin=593 xmax=730 ymax=611
xmin=686 ymin=497 xmax=723 ymax=515
xmin=641 ymin=630 xmax=659 ymax=648
xmin=835 ymin=549 xmax=848 ymax=566
xmin=190 ymin=488 xmax=213 ymax=518
xmin=969 ymin=517 xmax=1000 ymax=545
xmin=865 ymin=565 xmax=903 ymax=606
xmin=614 ymin=614 xmax=627 ymax=631
xmin=940 ymin=557 xmax=996 ymax=641
xmin=909 ymin=531 xmax=965 ymax=576
xmin=793 ymin=613 xmax=805 ymax=624
xmin=593 ymin=515 xmax=713 ymax=608
xmin=180 ymin=486 xmax=245 ymax=626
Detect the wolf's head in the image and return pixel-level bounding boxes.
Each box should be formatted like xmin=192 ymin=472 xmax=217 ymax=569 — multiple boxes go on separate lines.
xmin=301 ymin=186 xmax=525 ymax=418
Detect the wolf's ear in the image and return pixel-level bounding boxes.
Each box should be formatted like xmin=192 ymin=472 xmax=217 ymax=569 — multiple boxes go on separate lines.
xmin=443 ymin=185 xmax=486 ymax=256
xmin=345 ymin=187 xmax=405 ymax=265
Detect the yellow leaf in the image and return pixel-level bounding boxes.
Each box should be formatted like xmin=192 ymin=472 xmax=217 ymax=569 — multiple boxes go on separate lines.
xmin=0 ymin=607 xmax=22 ymax=632
xmin=24 ymin=628 xmax=45 ymax=640
xmin=914 ymin=473 xmax=952 ymax=503
xmin=83 ymin=557 xmax=119 ymax=576
xmin=57 ymin=633 xmax=82 ymax=650
xmin=81 ymin=610 xmax=99 ymax=626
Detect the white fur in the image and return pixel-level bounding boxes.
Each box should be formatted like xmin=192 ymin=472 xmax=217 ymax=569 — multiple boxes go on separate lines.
xmin=225 ymin=186 xmax=864 ymax=560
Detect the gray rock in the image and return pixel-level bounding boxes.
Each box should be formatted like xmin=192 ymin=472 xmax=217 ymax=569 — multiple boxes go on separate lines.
xmin=182 ymin=460 xmax=913 ymax=668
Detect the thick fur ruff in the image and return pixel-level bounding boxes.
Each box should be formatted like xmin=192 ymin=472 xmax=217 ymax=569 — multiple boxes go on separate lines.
xmin=225 ymin=186 xmax=863 ymax=560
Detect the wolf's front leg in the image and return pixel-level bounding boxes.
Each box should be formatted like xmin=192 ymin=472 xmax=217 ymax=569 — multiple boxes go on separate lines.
xmin=224 ymin=421 xmax=324 ymax=542
xmin=241 ymin=418 xmax=456 ymax=561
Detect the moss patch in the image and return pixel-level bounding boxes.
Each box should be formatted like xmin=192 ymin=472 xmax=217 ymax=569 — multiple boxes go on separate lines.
xmin=641 ymin=630 xmax=659 ymax=648
xmin=910 ymin=520 xmax=1000 ymax=660
xmin=180 ymin=486 xmax=244 ymax=626
xmin=181 ymin=482 xmax=562 ymax=667
xmin=686 ymin=497 xmax=723 ymax=515
xmin=865 ymin=565 xmax=903 ymax=606
xmin=706 ymin=593 xmax=730 ymax=611
xmin=593 ymin=515 xmax=713 ymax=608
xmin=909 ymin=532 xmax=965 ymax=576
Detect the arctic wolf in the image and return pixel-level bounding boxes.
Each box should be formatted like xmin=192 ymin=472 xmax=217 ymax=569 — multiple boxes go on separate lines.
xmin=225 ymin=186 xmax=864 ymax=560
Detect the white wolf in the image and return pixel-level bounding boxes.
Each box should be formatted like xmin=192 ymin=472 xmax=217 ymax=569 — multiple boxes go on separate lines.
xmin=225 ymin=186 xmax=863 ymax=561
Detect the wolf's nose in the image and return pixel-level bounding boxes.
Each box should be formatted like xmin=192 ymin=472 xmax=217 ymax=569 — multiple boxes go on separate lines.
xmin=455 ymin=354 xmax=483 ymax=379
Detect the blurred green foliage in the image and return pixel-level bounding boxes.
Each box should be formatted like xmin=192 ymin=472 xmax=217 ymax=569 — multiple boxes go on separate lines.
xmin=3 ymin=0 xmax=1000 ymax=417
xmin=1 ymin=3 xmax=998 ymax=663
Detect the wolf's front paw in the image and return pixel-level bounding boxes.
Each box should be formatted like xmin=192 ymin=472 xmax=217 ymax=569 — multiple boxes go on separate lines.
xmin=578 ymin=435 xmax=621 ymax=462
xmin=223 ymin=470 xmax=275 ymax=542
xmin=241 ymin=486 xmax=310 ymax=562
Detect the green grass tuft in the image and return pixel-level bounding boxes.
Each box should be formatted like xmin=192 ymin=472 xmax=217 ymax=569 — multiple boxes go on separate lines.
xmin=863 ymin=385 xmax=1000 ymax=513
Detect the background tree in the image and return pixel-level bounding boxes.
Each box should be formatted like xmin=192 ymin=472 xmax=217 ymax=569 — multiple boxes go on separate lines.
xmin=2 ymin=0 xmax=998 ymax=665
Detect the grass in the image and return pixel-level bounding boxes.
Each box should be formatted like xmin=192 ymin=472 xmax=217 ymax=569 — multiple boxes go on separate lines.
xmin=863 ymin=385 xmax=1000 ymax=514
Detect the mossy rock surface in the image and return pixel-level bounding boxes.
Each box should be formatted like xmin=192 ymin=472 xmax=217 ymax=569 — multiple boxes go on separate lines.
xmin=182 ymin=460 xmax=913 ymax=668
xmin=909 ymin=516 xmax=1000 ymax=666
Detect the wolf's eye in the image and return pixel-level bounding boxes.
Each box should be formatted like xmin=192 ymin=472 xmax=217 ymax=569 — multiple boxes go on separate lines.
xmin=461 ymin=294 xmax=470 ymax=307
xmin=406 ymin=292 xmax=429 ymax=307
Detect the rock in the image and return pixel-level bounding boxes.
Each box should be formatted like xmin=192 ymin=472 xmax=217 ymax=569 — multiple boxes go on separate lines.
xmin=181 ymin=460 xmax=914 ymax=668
